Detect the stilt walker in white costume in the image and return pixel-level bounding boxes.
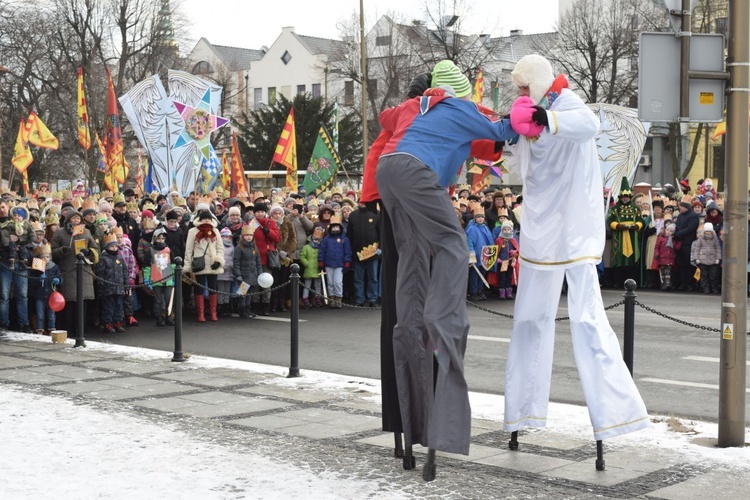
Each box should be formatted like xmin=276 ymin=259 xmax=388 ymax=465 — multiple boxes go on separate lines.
xmin=503 ymin=54 xmax=650 ymax=441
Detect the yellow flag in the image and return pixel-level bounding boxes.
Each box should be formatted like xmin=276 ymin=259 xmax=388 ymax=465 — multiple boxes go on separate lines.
xmin=272 ymin=108 xmax=298 ymax=191
xmin=77 ymin=67 xmax=91 ymax=150
xmin=221 ymin=149 xmax=230 ymax=191
xmin=12 ymin=118 xmax=33 ymax=172
xmin=26 ymin=111 xmax=59 ymax=150
xmin=472 ymin=69 xmax=483 ymax=104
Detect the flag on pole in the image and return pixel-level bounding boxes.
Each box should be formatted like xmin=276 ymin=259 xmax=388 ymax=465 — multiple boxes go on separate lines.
xmin=198 ymin=145 xmax=221 ymax=194
xmin=471 ymin=69 xmax=483 ymax=104
xmin=95 ymin=133 xmax=108 ymax=172
xmin=221 ymin=149 xmax=230 ymax=191
xmin=12 ymin=118 xmax=33 ymax=172
xmin=491 ymin=81 xmax=499 ymax=113
xmin=77 ymin=67 xmax=91 ymax=150
xmin=22 ymin=169 xmax=30 ymax=197
xmin=302 ymin=125 xmax=341 ymax=195
xmin=25 ymin=111 xmax=59 ymax=150
xmin=470 ymin=158 xmax=495 ymax=194
xmin=272 ymin=107 xmax=298 ymax=191
xmin=332 ymin=99 xmax=339 ymax=153
xmin=105 ymin=67 xmax=126 ymax=190
xmin=136 ymin=145 xmax=144 ymax=193
xmin=230 ymin=132 xmax=248 ymax=197
xmin=144 ymin=158 xmax=155 ymax=194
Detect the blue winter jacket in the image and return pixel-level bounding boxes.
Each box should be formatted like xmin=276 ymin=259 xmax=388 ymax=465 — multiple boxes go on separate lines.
xmin=318 ymin=233 xmax=352 ymax=268
xmin=465 ymin=220 xmax=494 ymax=261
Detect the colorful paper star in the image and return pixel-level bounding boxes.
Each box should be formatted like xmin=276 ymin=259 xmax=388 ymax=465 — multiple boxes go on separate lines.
xmin=172 ymin=88 xmax=229 ymax=161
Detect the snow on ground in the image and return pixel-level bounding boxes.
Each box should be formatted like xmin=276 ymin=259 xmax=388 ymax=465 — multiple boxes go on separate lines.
xmin=2 ymin=331 xmax=750 ymax=500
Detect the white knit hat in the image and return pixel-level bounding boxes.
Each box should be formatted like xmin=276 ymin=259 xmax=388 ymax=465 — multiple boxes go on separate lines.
xmin=511 ymin=54 xmax=555 ymax=105
xmin=703 ymin=222 xmax=714 ymax=233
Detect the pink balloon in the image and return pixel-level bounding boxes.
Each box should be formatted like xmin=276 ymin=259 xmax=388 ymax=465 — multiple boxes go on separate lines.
xmin=48 ymin=291 xmax=66 ymax=312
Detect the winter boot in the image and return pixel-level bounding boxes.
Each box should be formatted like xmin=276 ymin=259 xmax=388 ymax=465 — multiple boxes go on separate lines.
xmin=156 ymin=316 xmax=166 ymax=327
xmin=314 ymin=295 xmax=323 ymax=308
xmin=114 ymin=321 xmax=125 ymax=333
xmin=165 ymin=316 xmax=175 ymax=326
xmin=127 ymin=315 xmax=139 ymax=327
xmin=103 ymin=323 xmax=116 ymax=334
xmin=239 ymin=306 xmax=251 ymax=319
xmin=301 ymin=298 xmax=312 ymax=309
xmin=195 ymin=295 xmax=206 ymax=322
xmin=208 ymin=294 xmax=219 ymax=321
xmin=498 ymin=288 xmax=506 ymax=300
xmin=335 ymin=296 xmax=343 ymax=309
xmin=505 ymin=287 xmax=514 ymax=300
xmin=261 ymin=302 xmax=271 ymax=316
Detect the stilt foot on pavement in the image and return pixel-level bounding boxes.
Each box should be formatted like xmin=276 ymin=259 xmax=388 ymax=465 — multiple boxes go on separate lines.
xmin=422 ymin=448 xmax=436 ymax=482
xmin=509 ymin=430 xmax=519 ymax=450
xmin=402 ymin=445 xmax=415 ymax=470
xmin=595 ymin=439 xmax=605 ymax=471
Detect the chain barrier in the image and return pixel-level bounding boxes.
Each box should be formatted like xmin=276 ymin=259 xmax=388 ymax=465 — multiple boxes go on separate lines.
xmin=0 ymin=259 xmax=78 ymax=280
xmin=466 ymin=298 xmax=626 ymax=321
xmin=184 ymin=275 xmax=291 ymax=298
xmin=633 ymin=300 xmax=733 ymax=334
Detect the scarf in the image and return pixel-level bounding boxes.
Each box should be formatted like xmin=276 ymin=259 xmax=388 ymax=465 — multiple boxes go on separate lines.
xmin=195 ymin=223 xmax=216 ymax=243
xmin=666 ymin=234 xmax=674 ymax=249
xmin=537 ymin=74 xmax=569 ymax=110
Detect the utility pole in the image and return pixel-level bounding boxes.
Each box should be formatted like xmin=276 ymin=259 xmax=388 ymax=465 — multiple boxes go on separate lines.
xmin=719 ymin=0 xmax=748 ymax=447
xmin=359 ymin=0 xmax=368 ymax=169
xmin=0 ymin=65 xmax=8 ymax=189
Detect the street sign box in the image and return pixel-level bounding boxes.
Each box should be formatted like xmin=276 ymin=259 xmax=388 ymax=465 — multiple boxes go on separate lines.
xmin=638 ymin=32 xmax=725 ymax=122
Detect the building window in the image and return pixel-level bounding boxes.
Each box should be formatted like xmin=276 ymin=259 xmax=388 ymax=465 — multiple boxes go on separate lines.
xmin=254 ymin=88 xmax=262 ymax=108
xmin=297 ymin=84 xmax=306 ymax=95
xmin=376 ymin=35 xmax=392 ymax=46
xmin=312 ymin=83 xmax=321 ymax=98
xmin=366 ymin=78 xmax=378 ymax=96
xmin=281 ymin=50 xmax=292 ymax=65
xmin=268 ymin=87 xmax=277 ymax=105
xmin=192 ymin=61 xmax=212 ymax=74
xmin=344 ymin=81 xmax=354 ymax=106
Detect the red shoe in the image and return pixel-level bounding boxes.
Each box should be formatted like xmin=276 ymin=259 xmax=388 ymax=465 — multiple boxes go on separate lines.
xmin=127 ymin=316 xmax=139 ymax=327
xmin=114 ymin=322 xmax=125 ymax=333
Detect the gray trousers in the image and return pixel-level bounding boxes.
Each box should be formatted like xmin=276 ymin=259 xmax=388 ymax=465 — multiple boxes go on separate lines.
xmin=376 ymin=154 xmax=471 ymax=455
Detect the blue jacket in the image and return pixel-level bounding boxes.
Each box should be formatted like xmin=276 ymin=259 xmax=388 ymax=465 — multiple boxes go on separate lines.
xmin=318 ymin=234 xmax=352 ymax=268
xmin=465 ymin=220 xmax=494 ymax=261
xmin=379 ymin=95 xmax=517 ymax=187
xmin=29 ymin=263 xmax=63 ymax=300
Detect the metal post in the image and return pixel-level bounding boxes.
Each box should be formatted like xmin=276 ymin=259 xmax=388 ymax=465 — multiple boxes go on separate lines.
xmin=719 ymin=0 xmax=749 ymax=447
xmin=288 ymin=263 xmax=300 ymax=378
xmin=623 ymin=279 xmax=637 ymax=376
xmin=172 ymin=257 xmax=186 ymax=362
xmin=359 ymin=0 xmax=369 ymax=167
xmin=678 ymin=0 xmax=691 ymax=121
xmin=74 ymin=253 xmax=86 ymax=348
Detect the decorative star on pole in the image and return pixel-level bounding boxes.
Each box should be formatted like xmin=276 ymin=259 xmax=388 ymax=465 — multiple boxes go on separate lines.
xmin=172 ymin=88 xmax=229 ymax=161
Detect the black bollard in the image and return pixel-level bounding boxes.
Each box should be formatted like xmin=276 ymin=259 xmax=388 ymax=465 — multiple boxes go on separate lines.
xmin=623 ymin=279 xmax=637 ymax=376
xmin=74 ymin=253 xmax=86 ymax=348
xmin=172 ymin=257 xmax=186 ymax=362
xmin=288 ymin=263 xmax=300 ymax=378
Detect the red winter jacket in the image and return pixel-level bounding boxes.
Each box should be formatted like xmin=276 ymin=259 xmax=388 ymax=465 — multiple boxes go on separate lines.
xmin=253 ymin=217 xmax=280 ymax=267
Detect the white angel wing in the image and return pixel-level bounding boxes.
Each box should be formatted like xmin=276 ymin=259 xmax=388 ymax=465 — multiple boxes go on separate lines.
xmin=588 ymin=103 xmax=651 ymax=200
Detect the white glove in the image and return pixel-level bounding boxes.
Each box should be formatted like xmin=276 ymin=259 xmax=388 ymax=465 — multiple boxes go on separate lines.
xmin=695 ymin=260 xmax=700 ymax=265
xmin=469 ymin=252 xmax=477 ymax=265
xmin=279 ymin=250 xmax=288 ymax=259
xmin=715 ymin=259 xmax=720 ymax=264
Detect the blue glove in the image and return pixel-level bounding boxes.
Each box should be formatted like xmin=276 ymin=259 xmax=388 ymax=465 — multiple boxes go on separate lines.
xmin=144 ymin=278 xmax=152 ymax=290
xmin=375 ymin=248 xmax=382 ymax=256
xmin=51 ymin=278 xmax=60 ymax=286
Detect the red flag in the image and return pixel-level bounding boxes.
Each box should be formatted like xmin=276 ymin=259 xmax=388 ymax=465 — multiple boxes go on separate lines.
xmin=230 ymin=133 xmax=249 ymax=197
xmin=105 ymin=67 xmax=126 ymax=191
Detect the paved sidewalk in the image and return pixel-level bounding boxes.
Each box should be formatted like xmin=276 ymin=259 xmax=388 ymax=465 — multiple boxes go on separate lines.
xmin=1 ymin=332 xmax=748 ymax=499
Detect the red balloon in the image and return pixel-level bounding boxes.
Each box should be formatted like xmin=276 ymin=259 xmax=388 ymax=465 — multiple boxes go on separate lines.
xmin=48 ymin=291 xmax=66 ymax=312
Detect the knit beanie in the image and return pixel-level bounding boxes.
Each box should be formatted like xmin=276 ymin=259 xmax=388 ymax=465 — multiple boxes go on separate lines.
xmin=220 ymin=227 xmax=232 ymax=238
xmin=703 ymin=222 xmax=714 ymax=233
xmin=228 ymin=206 xmax=241 ymax=216
xmin=407 ymin=72 xmax=432 ymax=98
xmin=511 ymin=54 xmax=555 ymax=105
xmin=431 ymin=60 xmax=472 ymax=98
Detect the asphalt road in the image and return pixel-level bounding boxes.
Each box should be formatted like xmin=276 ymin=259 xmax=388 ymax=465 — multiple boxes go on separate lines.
xmin=84 ymin=288 xmax=750 ymax=423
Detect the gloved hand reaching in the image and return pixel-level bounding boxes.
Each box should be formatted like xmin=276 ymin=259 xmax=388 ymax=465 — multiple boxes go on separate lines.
xmin=531 ymin=106 xmax=549 ymax=127
xmin=211 ymin=261 xmax=221 ymax=270
xmin=51 ymin=278 xmax=60 ymax=286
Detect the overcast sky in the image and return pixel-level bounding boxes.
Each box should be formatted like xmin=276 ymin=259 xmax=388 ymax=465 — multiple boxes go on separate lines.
xmin=180 ymin=0 xmax=559 ymax=52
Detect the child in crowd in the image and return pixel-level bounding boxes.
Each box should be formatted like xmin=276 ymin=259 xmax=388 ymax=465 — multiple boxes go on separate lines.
xmin=654 ymin=223 xmax=678 ymax=290
xmin=233 ymin=223 xmax=262 ymax=319
xmin=143 ymin=227 xmax=175 ymax=326
xmin=96 ymin=233 xmax=128 ymax=333
xmin=318 ymin=215 xmax=351 ymax=308
xmin=300 ymin=226 xmax=325 ymax=308
xmin=692 ymin=222 xmax=722 ymax=294
xmin=494 ymin=220 xmax=519 ymax=299
xmin=217 ymin=227 xmax=236 ymax=316
xmin=114 ymin=227 xmax=139 ymax=326
xmin=465 ymin=208 xmax=493 ymax=301
xmin=28 ymin=242 xmax=62 ymax=335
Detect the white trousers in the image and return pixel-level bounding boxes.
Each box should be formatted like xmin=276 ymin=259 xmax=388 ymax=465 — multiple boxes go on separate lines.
xmin=504 ymin=263 xmax=649 ymax=440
